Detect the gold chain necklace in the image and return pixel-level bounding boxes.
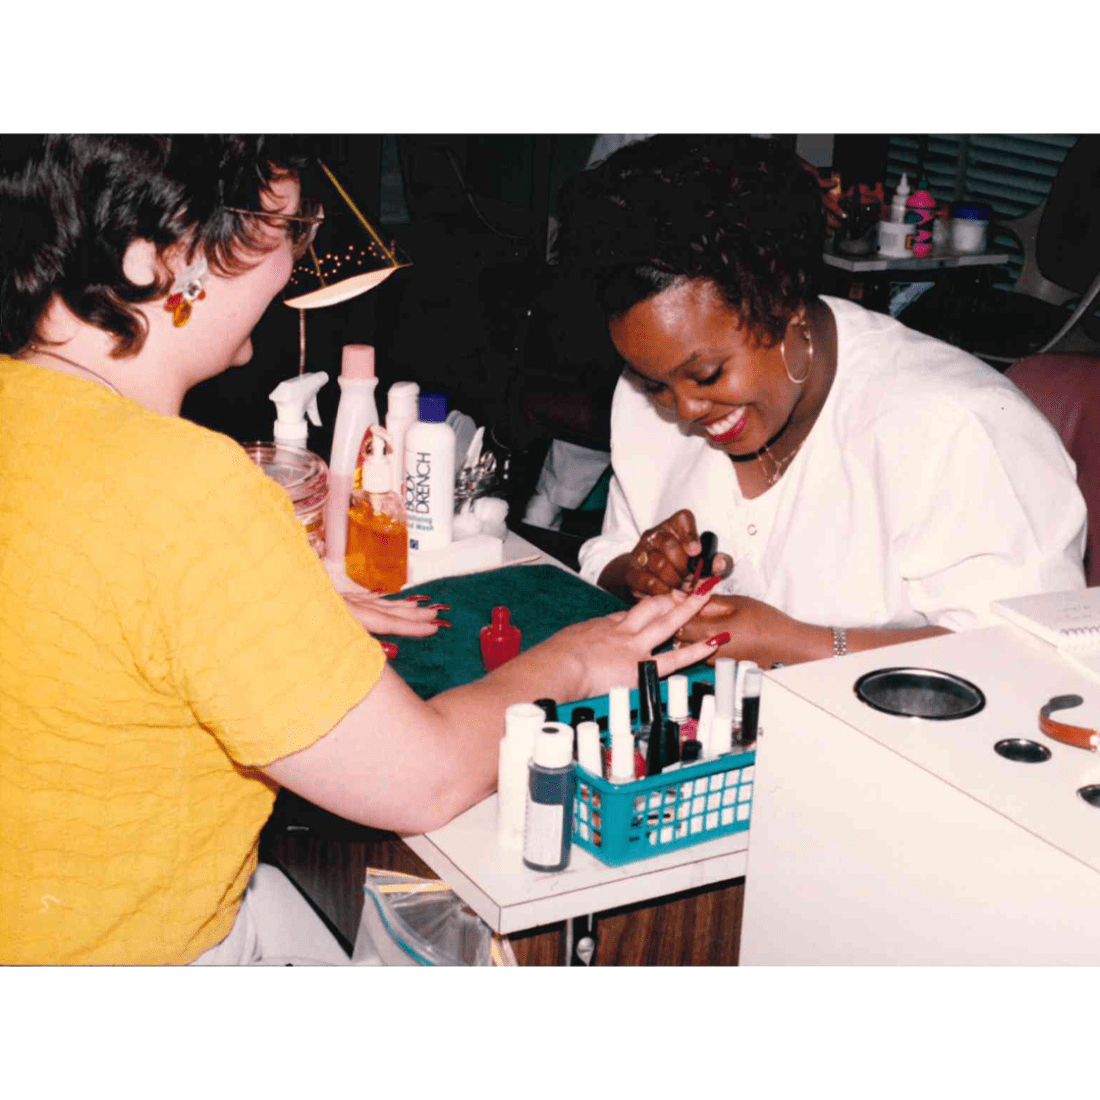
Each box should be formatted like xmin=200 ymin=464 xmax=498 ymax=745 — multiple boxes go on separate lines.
xmin=758 ymin=436 xmax=803 ymax=485
xmin=22 ymin=347 xmax=123 ymax=395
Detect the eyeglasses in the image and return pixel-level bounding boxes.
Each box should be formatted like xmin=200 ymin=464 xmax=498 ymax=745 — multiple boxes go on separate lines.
xmin=222 ymin=205 xmax=325 ymax=260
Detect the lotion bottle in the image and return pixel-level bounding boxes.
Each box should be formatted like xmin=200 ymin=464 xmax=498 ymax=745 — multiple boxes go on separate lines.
xmin=498 ymin=703 xmax=546 ymax=851
xmin=404 ymin=391 xmax=455 ymax=553
xmin=324 ymin=345 xmax=379 ymax=568
xmin=345 ymin=426 xmax=407 ymax=594
xmin=385 ymin=381 xmax=420 ymax=496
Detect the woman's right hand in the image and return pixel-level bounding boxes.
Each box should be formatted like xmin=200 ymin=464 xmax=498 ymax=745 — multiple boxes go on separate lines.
xmin=520 ymin=580 xmax=728 ymax=703
xmin=624 ymin=509 xmax=703 ymax=598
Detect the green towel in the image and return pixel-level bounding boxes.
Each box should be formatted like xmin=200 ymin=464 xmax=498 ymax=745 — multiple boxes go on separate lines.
xmin=378 ymin=564 xmax=627 ymax=699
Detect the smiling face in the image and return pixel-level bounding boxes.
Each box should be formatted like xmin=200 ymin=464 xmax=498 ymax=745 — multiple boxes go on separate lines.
xmin=608 ymin=278 xmax=814 ymax=457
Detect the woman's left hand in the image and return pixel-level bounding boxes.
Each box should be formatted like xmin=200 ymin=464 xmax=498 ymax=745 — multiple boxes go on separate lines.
xmin=341 ymin=591 xmax=450 ymax=638
xmin=674 ymin=593 xmax=798 ymax=668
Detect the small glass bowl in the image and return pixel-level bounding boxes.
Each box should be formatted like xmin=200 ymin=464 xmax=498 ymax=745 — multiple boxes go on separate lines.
xmin=242 ymin=442 xmax=328 ymax=558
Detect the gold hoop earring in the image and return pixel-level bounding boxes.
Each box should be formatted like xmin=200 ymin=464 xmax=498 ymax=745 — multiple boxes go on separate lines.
xmin=781 ymin=319 xmax=813 ymax=385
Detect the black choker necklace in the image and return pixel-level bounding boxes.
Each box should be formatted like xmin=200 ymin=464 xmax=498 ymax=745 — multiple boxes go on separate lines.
xmin=726 ymin=404 xmax=798 ymax=463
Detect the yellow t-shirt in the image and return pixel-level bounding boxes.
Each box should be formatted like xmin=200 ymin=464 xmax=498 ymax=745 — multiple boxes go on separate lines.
xmin=0 ymin=356 xmax=385 ymax=964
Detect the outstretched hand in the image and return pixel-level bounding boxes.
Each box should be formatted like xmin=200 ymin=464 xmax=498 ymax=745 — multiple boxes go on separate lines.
xmin=530 ymin=577 xmax=728 ymax=702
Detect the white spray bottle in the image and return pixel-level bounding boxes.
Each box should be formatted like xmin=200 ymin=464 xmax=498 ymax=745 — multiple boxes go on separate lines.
xmin=323 ymin=345 xmax=380 ymax=568
xmin=269 ymin=371 xmax=329 ymax=448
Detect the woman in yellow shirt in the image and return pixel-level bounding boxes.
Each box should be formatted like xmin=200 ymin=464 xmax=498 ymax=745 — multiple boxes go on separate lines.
xmin=0 ymin=136 xmax=725 ymax=964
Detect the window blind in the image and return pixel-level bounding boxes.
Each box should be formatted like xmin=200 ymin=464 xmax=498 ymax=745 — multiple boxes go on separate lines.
xmin=886 ymin=134 xmax=1078 ymax=288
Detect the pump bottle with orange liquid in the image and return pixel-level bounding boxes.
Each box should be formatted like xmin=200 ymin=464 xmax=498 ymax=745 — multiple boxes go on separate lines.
xmin=345 ymin=426 xmax=408 ymax=594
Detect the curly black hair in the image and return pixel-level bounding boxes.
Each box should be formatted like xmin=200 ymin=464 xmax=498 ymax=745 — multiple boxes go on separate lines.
xmin=0 ymin=135 xmax=314 ymax=357
xmin=554 ymin=135 xmax=827 ymax=347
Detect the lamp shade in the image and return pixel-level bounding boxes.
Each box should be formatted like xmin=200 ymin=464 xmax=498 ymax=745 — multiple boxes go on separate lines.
xmin=283 ymin=160 xmax=411 ymax=310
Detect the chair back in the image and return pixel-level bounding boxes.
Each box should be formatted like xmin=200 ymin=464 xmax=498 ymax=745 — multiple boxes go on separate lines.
xmin=1006 ymin=353 xmax=1100 ymax=585
xmin=999 ymin=136 xmax=1100 ymax=307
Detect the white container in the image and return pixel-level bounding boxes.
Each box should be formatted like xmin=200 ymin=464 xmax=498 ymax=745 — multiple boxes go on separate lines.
xmin=877 ymin=219 xmax=912 ymax=258
xmin=323 ymin=345 xmax=379 ymax=566
xmin=949 ymin=204 xmax=991 ymax=253
xmin=385 ymin=380 xmax=420 ymax=497
xmin=498 ymin=703 xmax=546 ymax=850
xmin=404 ymin=391 xmax=455 ymax=553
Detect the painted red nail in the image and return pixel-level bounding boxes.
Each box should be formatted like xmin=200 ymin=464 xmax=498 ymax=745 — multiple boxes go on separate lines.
xmin=408 ymin=594 xmax=432 ymax=602
xmin=706 ymin=631 xmax=731 ymax=648
xmin=428 ymin=603 xmax=451 ymax=611
xmin=695 ymin=575 xmax=722 ymax=597
xmin=380 ymin=641 xmax=399 ymax=658
xmin=435 ymin=620 xmax=452 ymax=629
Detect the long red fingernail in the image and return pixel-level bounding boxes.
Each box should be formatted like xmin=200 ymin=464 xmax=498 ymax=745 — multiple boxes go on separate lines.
xmin=695 ymin=575 xmax=722 ymax=597
xmin=435 ymin=620 xmax=452 ymax=629
xmin=380 ymin=641 xmax=399 ymax=658
xmin=408 ymin=594 xmax=432 ymax=602
xmin=428 ymin=603 xmax=451 ymax=611
xmin=706 ymin=631 xmax=731 ymax=648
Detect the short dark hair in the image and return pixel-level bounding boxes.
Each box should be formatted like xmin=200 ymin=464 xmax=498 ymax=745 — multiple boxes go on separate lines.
xmin=554 ymin=135 xmax=827 ymax=347
xmin=0 ymin=135 xmax=312 ymax=357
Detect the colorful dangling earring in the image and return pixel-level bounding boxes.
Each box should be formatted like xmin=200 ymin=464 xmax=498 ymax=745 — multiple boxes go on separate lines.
xmin=164 ymin=256 xmax=209 ymax=327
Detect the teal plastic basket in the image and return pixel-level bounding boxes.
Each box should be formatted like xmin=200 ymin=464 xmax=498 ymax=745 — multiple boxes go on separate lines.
xmin=558 ymin=667 xmax=755 ymax=868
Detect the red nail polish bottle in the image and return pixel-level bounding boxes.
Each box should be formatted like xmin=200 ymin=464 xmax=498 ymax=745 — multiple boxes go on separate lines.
xmin=480 ymin=605 xmax=522 ymax=671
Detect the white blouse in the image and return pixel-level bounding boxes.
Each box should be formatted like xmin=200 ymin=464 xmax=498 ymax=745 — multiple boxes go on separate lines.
xmin=577 ymin=297 xmax=1087 ymax=631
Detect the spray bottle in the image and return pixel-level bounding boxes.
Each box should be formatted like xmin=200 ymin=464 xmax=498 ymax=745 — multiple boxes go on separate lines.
xmin=269 ymin=371 xmax=329 ymax=448
xmin=345 ymin=425 xmax=408 ymax=594
xmin=241 ymin=372 xmax=331 ymax=556
xmin=324 ymin=345 xmax=380 ymax=569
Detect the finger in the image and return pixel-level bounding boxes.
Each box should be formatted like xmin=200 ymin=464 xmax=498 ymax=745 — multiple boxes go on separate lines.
xmin=652 ymin=636 xmax=725 ymax=679
xmin=620 ymin=590 xmax=681 ymax=629
xmin=631 ymin=575 xmax=726 ymax=649
xmin=647 ymin=543 xmax=690 ymax=591
xmin=365 ymin=615 xmax=442 ymax=638
xmin=710 ymin=552 xmax=734 ymax=579
xmin=624 ymin=585 xmax=716 ymax=649
xmin=665 ymin=509 xmax=701 ymax=556
xmin=627 ymin=567 xmax=674 ymax=599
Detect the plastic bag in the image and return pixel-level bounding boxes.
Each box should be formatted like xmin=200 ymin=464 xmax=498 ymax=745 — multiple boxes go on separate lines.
xmin=352 ymin=869 xmax=516 ymax=966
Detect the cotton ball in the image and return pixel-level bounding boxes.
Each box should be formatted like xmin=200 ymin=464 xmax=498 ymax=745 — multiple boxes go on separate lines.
xmin=473 ymin=496 xmax=508 ymax=539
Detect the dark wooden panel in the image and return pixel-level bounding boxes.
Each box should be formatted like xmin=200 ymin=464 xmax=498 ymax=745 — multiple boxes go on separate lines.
xmin=263 ymin=826 xmax=743 ymax=966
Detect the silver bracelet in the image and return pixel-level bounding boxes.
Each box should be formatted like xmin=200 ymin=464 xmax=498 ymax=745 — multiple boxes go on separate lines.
xmin=831 ymin=626 xmax=848 ymax=658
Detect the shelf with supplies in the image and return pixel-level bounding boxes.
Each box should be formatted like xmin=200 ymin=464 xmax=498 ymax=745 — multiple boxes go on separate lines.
xmin=822 ymin=244 xmax=1011 ymax=275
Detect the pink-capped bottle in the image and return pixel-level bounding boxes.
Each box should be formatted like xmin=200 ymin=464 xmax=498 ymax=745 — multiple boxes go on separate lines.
xmin=906 ymin=178 xmax=938 ymax=258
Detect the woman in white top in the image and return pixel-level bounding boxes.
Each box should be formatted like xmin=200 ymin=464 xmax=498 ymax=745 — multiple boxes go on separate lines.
xmin=555 ymin=135 xmax=1086 ymax=668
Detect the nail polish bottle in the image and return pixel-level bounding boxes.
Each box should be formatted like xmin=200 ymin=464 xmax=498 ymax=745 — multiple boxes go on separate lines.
xmin=639 ymin=660 xmax=665 ymax=777
xmin=570 ymin=705 xmax=596 ymax=761
xmin=606 ymin=685 xmax=635 ymax=784
xmin=523 ymin=722 xmax=577 ymax=873
xmin=740 ymin=668 xmax=763 ymax=744
xmin=534 ymin=698 xmax=559 ymax=722
xmin=480 ymin=605 xmax=521 ymax=671
xmin=667 ymin=674 xmax=696 ymax=745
